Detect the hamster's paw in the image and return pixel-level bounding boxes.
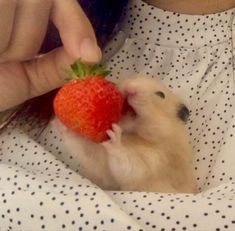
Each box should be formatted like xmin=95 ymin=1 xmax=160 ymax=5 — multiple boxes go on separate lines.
xmin=102 ymin=124 xmax=122 ymax=150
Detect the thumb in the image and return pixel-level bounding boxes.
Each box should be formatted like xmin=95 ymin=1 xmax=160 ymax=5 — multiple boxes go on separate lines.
xmin=24 ymin=47 xmax=74 ymax=98
xmin=51 ymin=0 xmax=102 ymax=63
xmin=0 ymin=47 xmax=73 ymax=111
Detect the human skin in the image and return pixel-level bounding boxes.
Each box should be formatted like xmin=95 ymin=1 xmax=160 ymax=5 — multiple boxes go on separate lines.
xmin=0 ymin=0 xmax=101 ymax=112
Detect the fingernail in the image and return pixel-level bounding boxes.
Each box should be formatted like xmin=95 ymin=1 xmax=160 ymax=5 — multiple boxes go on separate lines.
xmin=80 ymin=37 xmax=102 ymax=63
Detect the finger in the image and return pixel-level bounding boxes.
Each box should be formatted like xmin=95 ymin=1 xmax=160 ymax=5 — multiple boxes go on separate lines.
xmin=0 ymin=0 xmax=17 ymax=54
xmin=0 ymin=0 xmax=52 ymax=62
xmin=106 ymin=130 xmax=116 ymax=141
xmin=112 ymin=124 xmax=122 ymax=134
xmin=51 ymin=0 xmax=102 ymax=63
xmin=0 ymin=47 xmax=73 ymax=111
xmin=24 ymin=47 xmax=74 ymax=98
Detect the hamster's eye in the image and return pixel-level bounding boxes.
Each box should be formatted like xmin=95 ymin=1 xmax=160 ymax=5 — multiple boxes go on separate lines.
xmin=155 ymin=91 xmax=165 ymax=99
xmin=178 ymin=104 xmax=190 ymax=123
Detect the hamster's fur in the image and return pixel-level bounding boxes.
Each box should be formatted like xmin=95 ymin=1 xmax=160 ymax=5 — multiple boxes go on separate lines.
xmin=54 ymin=75 xmax=197 ymax=193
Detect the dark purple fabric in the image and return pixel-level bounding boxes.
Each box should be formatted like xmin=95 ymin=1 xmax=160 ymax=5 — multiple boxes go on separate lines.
xmin=40 ymin=0 xmax=128 ymax=53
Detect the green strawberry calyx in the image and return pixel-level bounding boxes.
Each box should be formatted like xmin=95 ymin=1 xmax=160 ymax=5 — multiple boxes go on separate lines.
xmin=65 ymin=59 xmax=111 ymax=81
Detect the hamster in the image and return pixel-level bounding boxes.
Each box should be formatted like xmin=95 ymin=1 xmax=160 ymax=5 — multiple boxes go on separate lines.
xmin=54 ymin=75 xmax=197 ymax=193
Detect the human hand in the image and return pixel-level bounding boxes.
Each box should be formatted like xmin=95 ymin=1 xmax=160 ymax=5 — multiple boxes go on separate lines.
xmin=0 ymin=0 xmax=102 ymax=112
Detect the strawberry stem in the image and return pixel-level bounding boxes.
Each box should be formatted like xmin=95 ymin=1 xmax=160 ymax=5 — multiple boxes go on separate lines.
xmin=66 ymin=59 xmax=111 ymax=80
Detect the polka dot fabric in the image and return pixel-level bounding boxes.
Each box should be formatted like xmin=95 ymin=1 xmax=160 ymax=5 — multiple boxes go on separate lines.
xmin=0 ymin=129 xmax=143 ymax=231
xmin=1 ymin=0 xmax=235 ymax=230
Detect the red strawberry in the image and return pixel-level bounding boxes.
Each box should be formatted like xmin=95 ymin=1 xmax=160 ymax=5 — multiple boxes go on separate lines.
xmin=53 ymin=60 xmax=124 ymax=143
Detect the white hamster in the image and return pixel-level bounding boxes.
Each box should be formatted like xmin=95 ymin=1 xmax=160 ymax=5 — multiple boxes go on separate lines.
xmin=54 ymin=75 xmax=197 ymax=193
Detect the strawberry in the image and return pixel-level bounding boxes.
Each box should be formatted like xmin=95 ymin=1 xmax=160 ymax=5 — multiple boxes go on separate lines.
xmin=53 ymin=60 xmax=124 ymax=143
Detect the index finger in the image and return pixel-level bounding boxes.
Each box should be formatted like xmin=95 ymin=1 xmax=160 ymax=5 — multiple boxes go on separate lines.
xmin=51 ymin=0 xmax=102 ymax=63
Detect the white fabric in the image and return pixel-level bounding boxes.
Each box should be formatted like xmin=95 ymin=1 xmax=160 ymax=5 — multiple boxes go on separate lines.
xmin=1 ymin=0 xmax=235 ymax=230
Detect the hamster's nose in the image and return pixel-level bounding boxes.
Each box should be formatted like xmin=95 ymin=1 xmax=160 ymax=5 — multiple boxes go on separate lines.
xmin=124 ymin=89 xmax=137 ymax=98
xmin=123 ymin=82 xmax=138 ymax=97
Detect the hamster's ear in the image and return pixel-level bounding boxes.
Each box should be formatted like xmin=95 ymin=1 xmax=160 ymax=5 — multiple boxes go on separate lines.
xmin=178 ymin=104 xmax=190 ymax=122
xmin=155 ymin=91 xmax=165 ymax=99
